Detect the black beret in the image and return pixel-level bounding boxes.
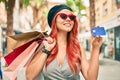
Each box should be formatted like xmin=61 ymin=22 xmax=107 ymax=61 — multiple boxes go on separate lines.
xmin=47 ymin=4 xmax=73 ymax=27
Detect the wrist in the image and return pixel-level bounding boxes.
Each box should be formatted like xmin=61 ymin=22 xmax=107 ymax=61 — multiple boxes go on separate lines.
xmin=42 ymin=47 xmax=50 ymax=55
xmin=92 ymin=45 xmax=100 ymax=50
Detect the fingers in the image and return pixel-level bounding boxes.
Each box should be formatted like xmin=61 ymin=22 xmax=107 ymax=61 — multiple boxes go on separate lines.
xmin=42 ymin=37 xmax=56 ymax=51
xmin=92 ymin=36 xmax=103 ymax=48
xmin=45 ymin=36 xmax=54 ymax=44
xmin=93 ymin=36 xmax=102 ymax=43
xmin=95 ymin=36 xmax=102 ymax=41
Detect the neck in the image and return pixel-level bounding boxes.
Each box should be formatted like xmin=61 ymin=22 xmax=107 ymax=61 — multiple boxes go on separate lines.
xmin=57 ymin=32 xmax=67 ymax=46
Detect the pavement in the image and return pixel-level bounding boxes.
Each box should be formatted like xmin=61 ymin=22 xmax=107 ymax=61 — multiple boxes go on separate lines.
xmin=98 ymin=58 xmax=120 ymax=80
xmin=80 ymin=52 xmax=120 ymax=80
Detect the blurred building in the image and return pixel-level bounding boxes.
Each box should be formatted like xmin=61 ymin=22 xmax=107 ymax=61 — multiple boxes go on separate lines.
xmin=79 ymin=0 xmax=120 ymax=61
xmin=78 ymin=4 xmax=91 ymax=52
xmin=95 ymin=0 xmax=120 ymax=61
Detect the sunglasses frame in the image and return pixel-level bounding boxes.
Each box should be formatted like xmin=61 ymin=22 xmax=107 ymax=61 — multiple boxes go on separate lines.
xmin=56 ymin=13 xmax=76 ymax=21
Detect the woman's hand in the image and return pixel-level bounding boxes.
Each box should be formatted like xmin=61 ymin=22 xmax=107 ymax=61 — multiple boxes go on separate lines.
xmin=43 ymin=36 xmax=56 ymax=51
xmin=91 ymin=36 xmax=102 ymax=50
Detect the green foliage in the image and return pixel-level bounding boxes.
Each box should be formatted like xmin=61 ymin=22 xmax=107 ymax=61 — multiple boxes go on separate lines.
xmin=34 ymin=0 xmax=42 ymax=8
xmin=66 ymin=0 xmax=73 ymax=7
xmin=66 ymin=0 xmax=86 ymax=15
xmin=0 ymin=0 xmax=5 ymax=2
xmin=21 ymin=0 xmax=31 ymax=6
xmin=21 ymin=0 xmax=43 ymax=8
xmin=42 ymin=7 xmax=48 ymax=17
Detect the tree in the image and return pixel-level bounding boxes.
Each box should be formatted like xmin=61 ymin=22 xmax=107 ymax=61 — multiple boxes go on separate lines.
xmin=21 ymin=0 xmax=48 ymax=31
xmin=66 ymin=0 xmax=86 ymax=15
xmin=0 ymin=0 xmax=16 ymax=53
xmin=89 ymin=0 xmax=95 ymax=27
xmin=31 ymin=0 xmax=48 ymax=31
xmin=0 ymin=0 xmax=16 ymax=36
xmin=6 ymin=0 xmax=16 ymax=36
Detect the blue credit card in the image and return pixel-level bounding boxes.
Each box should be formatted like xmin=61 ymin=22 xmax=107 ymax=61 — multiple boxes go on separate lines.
xmin=91 ymin=27 xmax=106 ymax=36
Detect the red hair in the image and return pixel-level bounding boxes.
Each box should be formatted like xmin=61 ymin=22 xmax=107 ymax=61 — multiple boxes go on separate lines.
xmin=46 ymin=15 xmax=81 ymax=74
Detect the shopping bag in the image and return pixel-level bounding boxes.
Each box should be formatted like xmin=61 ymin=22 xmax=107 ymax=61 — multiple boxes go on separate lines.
xmin=3 ymin=40 xmax=43 ymax=80
xmin=7 ymin=31 xmax=44 ymax=53
xmin=4 ymin=31 xmax=46 ymax=65
xmin=4 ymin=38 xmax=39 ymax=66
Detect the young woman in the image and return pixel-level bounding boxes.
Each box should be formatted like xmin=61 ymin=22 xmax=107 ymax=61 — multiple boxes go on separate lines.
xmin=26 ymin=4 xmax=102 ymax=80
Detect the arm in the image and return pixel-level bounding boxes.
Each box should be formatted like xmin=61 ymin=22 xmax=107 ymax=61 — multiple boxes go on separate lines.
xmin=81 ymin=36 xmax=102 ymax=80
xmin=26 ymin=50 xmax=48 ymax=80
xmin=0 ymin=50 xmax=2 ymax=58
xmin=26 ymin=37 xmax=56 ymax=80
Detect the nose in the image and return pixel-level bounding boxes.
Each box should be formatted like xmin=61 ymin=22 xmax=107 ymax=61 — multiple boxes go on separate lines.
xmin=66 ymin=16 xmax=71 ymax=21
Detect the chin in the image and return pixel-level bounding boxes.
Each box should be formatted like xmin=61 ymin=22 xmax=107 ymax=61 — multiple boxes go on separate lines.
xmin=64 ymin=28 xmax=72 ymax=32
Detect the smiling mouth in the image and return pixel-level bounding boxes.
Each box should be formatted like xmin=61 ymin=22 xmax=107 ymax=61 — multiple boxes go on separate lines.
xmin=63 ymin=23 xmax=71 ymax=27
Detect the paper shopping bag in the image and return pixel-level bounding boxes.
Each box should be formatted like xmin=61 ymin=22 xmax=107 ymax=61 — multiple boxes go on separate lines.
xmin=4 ymin=38 xmax=39 ymax=66
xmin=5 ymin=31 xmax=46 ymax=65
xmin=7 ymin=31 xmax=45 ymax=53
xmin=3 ymin=41 xmax=43 ymax=80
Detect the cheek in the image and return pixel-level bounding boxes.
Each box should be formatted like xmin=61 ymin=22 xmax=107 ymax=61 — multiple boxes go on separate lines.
xmin=56 ymin=18 xmax=64 ymax=28
xmin=56 ymin=17 xmax=63 ymax=23
xmin=71 ymin=22 xmax=74 ymax=27
xmin=56 ymin=23 xmax=63 ymax=31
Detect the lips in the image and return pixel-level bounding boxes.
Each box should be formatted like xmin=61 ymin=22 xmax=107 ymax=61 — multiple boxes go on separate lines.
xmin=63 ymin=23 xmax=71 ymax=27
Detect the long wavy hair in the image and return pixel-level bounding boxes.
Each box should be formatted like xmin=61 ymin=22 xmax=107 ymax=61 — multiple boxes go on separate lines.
xmin=46 ymin=14 xmax=82 ymax=74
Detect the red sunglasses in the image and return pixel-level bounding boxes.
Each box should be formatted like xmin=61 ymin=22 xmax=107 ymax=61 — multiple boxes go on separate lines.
xmin=57 ymin=13 xmax=76 ymax=21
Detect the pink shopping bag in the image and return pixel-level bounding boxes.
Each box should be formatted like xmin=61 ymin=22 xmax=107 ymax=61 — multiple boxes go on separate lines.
xmin=3 ymin=41 xmax=43 ymax=80
xmin=4 ymin=39 xmax=35 ymax=66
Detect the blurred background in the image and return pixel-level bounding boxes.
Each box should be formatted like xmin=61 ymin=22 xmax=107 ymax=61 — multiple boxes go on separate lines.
xmin=0 ymin=0 xmax=120 ymax=80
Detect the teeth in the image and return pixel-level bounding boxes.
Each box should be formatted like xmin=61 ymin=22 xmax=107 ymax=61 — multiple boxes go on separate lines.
xmin=64 ymin=23 xmax=71 ymax=27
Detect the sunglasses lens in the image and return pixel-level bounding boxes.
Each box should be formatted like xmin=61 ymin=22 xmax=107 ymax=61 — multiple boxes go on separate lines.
xmin=60 ymin=14 xmax=67 ymax=19
xmin=69 ymin=15 xmax=75 ymax=20
xmin=59 ymin=13 xmax=75 ymax=21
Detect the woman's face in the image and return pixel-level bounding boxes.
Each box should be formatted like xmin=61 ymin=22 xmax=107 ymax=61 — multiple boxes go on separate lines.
xmin=55 ymin=9 xmax=76 ymax=32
